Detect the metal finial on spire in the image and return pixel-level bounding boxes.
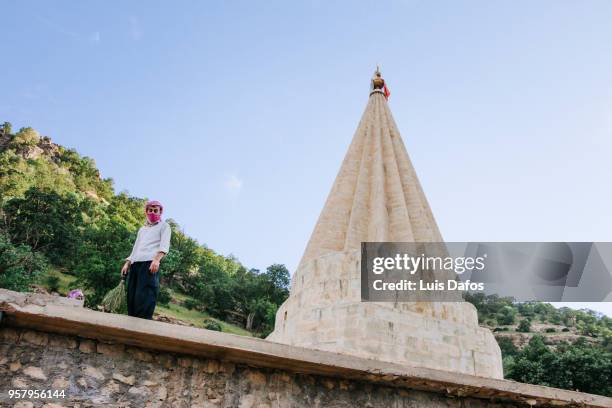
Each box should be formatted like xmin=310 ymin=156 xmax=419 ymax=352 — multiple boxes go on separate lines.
xmin=371 ymin=67 xmax=385 ymax=90
xmin=370 ymin=66 xmax=390 ymax=99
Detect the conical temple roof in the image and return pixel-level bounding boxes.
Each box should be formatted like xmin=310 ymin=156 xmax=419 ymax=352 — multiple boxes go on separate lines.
xmin=270 ymin=71 xmax=503 ymax=379
xmin=300 ymin=70 xmax=443 ymax=266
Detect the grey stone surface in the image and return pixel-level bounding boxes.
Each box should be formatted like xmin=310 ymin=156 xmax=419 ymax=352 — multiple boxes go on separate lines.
xmin=1 ymin=327 xmax=525 ymax=408
xmin=1 ymin=289 xmax=611 ymax=407
xmin=0 ymin=328 xmax=612 ymax=408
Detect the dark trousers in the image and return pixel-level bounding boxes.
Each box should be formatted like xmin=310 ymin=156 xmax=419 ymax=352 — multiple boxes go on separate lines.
xmin=127 ymin=261 xmax=159 ymax=319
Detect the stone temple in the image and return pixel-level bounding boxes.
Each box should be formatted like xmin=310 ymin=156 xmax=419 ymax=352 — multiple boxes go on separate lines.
xmin=268 ymin=69 xmax=503 ymax=379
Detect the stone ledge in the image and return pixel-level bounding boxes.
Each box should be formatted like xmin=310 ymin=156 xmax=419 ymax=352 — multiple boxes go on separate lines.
xmin=1 ymin=289 xmax=610 ymax=407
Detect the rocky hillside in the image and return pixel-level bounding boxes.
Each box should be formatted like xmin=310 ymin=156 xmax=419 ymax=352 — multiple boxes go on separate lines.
xmin=0 ymin=122 xmax=289 ymax=338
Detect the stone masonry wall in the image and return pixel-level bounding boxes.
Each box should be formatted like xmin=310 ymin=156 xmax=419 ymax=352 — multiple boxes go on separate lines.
xmin=0 ymin=327 xmax=525 ymax=408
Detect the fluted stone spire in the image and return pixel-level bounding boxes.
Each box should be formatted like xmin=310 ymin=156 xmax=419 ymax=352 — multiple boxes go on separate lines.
xmin=268 ymin=70 xmax=503 ymax=379
xmin=300 ymin=69 xmax=442 ymax=268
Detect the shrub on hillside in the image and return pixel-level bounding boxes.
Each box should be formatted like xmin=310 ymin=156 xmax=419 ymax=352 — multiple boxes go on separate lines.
xmin=204 ymin=319 xmax=222 ymax=332
xmin=157 ymin=287 xmax=172 ymax=306
xmin=184 ymin=298 xmax=199 ymax=310
xmin=3 ymin=188 xmax=87 ymax=267
xmin=2 ymin=121 xmax=12 ymax=134
xmin=496 ymin=336 xmax=518 ymax=356
xmin=506 ymin=335 xmax=612 ymax=396
xmin=497 ymin=305 xmax=517 ymax=325
xmin=46 ymin=274 xmax=60 ymax=293
xmin=0 ymin=232 xmax=48 ymax=292
xmin=13 ymin=127 xmax=40 ymax=146
xmin=518 ymin=319 xmax=532 ymax=333
xmin=74 ymin=219 xmax=133 ymax=307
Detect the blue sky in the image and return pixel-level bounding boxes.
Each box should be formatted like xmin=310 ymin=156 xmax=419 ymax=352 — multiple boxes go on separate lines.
xmin=3 ymin=1 xmax=612 ymax=315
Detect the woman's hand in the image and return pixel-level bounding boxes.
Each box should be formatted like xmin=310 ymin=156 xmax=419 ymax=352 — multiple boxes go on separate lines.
xmin=149 ymin=259 xmax=160 ymax=274
xmin=121 ymin=261 xmax=130 ymax=277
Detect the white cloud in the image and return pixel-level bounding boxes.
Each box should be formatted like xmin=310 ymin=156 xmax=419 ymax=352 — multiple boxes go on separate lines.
xmin=224 ymin=175 xmax=243 ymax=196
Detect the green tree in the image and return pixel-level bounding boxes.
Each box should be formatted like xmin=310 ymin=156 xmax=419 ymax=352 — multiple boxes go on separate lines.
xmin=518 ymin=318 xmax=532 ymax=333
xmin=260 ymin=264 xmax=290 ymax=305
xmin=517 ymin=303 xmax=535 ymax=318
xmin=12 ymin=127 xmax=40 ymax=146
xmin=496 ymin=336 xmax=518 ymax=356
xmin=247 ymin=298 xmax=278 ymax=336
xmin=2 ymin=121 xmax=11 ymax=134
xmin=191 ymin=249 xmax=236 ymax=318
xmin=551 ymin=345 xmax=612 ymax=394
xmin=497 ymin=305 xmax=517 ymax=325
xmin=0 ymin=232 xmax=48 ymax=291
xmin=507 ymin=336 xmax=554 ymax=386
xmin=165 ymin=220 xmax=200 ymax=288
xmin=506 ymin=335 xmax=612 ymax=396
xmin=107 ymin=193 xmax=145 ymax=230
xmin=74 ymin=219 xmax=133 ymax=307
xmin=159 ymin=248 xmax=183 ymax=285
xmin=3 ymin=188 xmax=86 ymax=266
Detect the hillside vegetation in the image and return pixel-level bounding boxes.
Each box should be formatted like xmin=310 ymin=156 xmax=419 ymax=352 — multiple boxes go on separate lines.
xmin=466 ymin=293 xmax=611 ymax=395
xmin=0 ymin=122 xmax=610 ymax=396
xmin=0 ymin=122 xmax=289 ymax=337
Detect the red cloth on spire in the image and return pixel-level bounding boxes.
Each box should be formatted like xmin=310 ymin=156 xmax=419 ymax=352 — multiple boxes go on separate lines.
xmin=383 ymin=84 xmax=391 ymax=100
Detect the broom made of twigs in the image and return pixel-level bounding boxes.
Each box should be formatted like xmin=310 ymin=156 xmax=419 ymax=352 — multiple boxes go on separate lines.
xmin=101 ymin=276 xmax=128 ymax=314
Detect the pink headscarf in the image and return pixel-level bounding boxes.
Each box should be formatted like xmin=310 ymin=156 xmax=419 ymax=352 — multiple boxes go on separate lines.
xmin=145 ymin=200 xmax=163 ymax=224
xmin=145 ymin=200 xmax=163 ymax=211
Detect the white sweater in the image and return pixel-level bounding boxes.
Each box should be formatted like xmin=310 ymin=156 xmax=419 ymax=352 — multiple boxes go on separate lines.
xmin=126 ymin=221 xmax=171 ymax=263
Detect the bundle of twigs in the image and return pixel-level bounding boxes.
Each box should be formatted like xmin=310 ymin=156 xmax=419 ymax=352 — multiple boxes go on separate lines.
xmin=101 ymin=277 xmax=127 ymax=314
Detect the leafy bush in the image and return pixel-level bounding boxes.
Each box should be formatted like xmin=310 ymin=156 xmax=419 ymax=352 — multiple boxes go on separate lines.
xmin=46 ymin=274 xmax=60 ymax=293
xmin=0 ymin=232 xmax=48 ymax=291
xmin=204 ymin=319 xmax=222 ymax=332
xmin=3 ymin=188 xmax=87 ymax=267
xmin=497 ymin=305 xmax=517 ymax=325
xmin=157 ymin=287 xmax=172 ymax=306
xmin=184 ymin=298 xmax=199 ymax=310
xmin=13 ymin=127 xmax=40 ymax=146
xmin=466 ymin=292 xmax=612 ymax=395
xmin=506 ymin=335 xmax=612 ymax=396
xmin=2 ymin=121 xmax=12 ymax=134
xmin=74 ymin=219 xmax=133 ymax=307
xmin=496 ymin=336 xmax=518 ymax=356
xmin=518 ymin=319 xmax=532 ymax=333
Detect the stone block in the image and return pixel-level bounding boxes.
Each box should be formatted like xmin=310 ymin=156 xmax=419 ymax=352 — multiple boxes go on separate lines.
xmin=48 ymin=334 xmax=78 ymax=349
xmin=0 ymin=327 xmax=20 ymax=343
xmin=21 ymin=330 xmax=49 ymax=347
xmin=113 ymin=372 xmax=136 ymax=385
xmin=79 ymin=339 xmax=96 ymax=353
xmin=97 ymin=342 xmax=125 ymax=357
xmin=83 ymin=365 xmax=105 ymax=381
xmin=23 ymin=366 xmax=47 ymax=380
